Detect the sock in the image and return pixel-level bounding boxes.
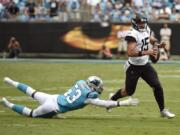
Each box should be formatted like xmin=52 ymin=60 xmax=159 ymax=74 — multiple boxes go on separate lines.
xmin=17 ymin=83 xmax=29 ymax=93
xmin=17 ymin=83 xmax=36 ymax=97
xmin=12 ymin=104 xmax=32 ymax=116
xmin=111 ymin=89 xmax=123 ymax=101
xmin=5 ymin=78 xmax=36 ymax=97
xmin=3 ymin=98 xmax=32 ymax=116
xmin=153 ymin=85 xmax=165 ymax=111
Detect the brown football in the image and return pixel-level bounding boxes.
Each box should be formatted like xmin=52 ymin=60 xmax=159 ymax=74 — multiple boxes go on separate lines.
xmin=149 ymin=48 xmax=160 ymax=63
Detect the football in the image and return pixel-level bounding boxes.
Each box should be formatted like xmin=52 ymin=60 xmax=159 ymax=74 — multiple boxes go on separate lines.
xmin=149 ymin=48 xmax=160 ymax=63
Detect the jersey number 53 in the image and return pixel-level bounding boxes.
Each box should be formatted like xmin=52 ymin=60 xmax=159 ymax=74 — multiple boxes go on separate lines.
xmin=64 ymin=84 xmax=82 ymax=104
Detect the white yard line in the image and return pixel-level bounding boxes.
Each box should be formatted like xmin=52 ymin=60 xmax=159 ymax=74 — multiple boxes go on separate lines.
xmin=159 ymin=70 xmax=180 ymax=73
xmin=1 ymin=122 xmax=179 ymax=129
xmin=159 ymin=75 xmax=180 ymax=78
xmin=1 ymin=96 xmax=179 ymax=103
xmin=0 ymin=110 xmax=5 ymax=113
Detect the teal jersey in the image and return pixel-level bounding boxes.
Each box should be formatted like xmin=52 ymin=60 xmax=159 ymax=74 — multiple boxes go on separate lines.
xmin=57 ymin=80 xmax=99 ymax=113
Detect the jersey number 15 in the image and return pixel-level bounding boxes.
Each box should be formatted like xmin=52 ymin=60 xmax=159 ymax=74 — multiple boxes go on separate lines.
xmin=141 ymin=37 xmax=149 ymax=51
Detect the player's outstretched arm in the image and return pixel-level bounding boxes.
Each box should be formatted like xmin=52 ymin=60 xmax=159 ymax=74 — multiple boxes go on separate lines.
xmin=85 ymin=98 xmax=139 ymax=108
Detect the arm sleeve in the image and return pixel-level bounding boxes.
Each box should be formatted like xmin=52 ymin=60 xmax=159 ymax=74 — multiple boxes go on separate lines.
xmin=125 ymin=36 xmax=136 ymax=43
xmin=84 ymin=98 xmax=118 ymax=108
xmin=87 ymin=91 xmax=99 ymax=99
xmin=125 ymin=30 xmax=137 ymax=43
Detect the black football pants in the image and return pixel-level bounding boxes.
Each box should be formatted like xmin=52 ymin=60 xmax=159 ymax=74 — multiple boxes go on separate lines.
xmin=125 ymin=62 xmax=164 ymax=111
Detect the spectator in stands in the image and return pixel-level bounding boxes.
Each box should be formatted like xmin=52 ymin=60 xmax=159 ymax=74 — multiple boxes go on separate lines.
xmin=25 ymin=0 xmax=36 ymax=18
xmin=133 ymin=0 xmax=144 ymax=9
xmin=174 ymin=0 xmax=180 ymax=12
xmin=87 ymin=0 xmax=101 ymax=17
xmin=17 ymin=7 xmax=29 ymax=22
xmin=35 ymin=3 xmax=49 ymax=21
xmin=48 ymin=0 xmax=58 ymax=18
xmin=120 ymin=10 xmax=131 ymax=22
xmin=120 ymin=2 xmax=133 ymax=22
xmin=110 ymin=7 xmax=121 ymax=22
xmin=170 ymin=7 xmax=180 ymax=22
xmin=67 ymin=0 xmax=81 ymax=21
xmin=98 ymin=44 xmax=113 ymax=59
xmin=91 ymin=4 xmax=102 ymax=22
xmin=143 ymin=1 xmax=153 ymax=20
xmin=116 ymin=26 xmax=128 ymax=59
xmin=121 ymin=2 xmax=133 ymax=13
xmin=124 ymin=0 xmax=133 ymax=6
xmin=7 ymin=37 xmax=22 ymax=58
xmin=110 ymin=1 xmax=122 ymax=22
xmin=58 ymin=0 xmax=68 ymax=22
xmin=0 ymin=2 xmax=4 ymax=11
xmin=160 ymin=23 xmax=172 ymax=59
xmin=158 ymin=7 xmax=170 ymax=21
xmin=0 ymin=2 xmax=5 ymax=18
xmin=6 ymin=0 xmax=19 ymax=19
xmin=0 ymin=0 xmax=179 ymax=22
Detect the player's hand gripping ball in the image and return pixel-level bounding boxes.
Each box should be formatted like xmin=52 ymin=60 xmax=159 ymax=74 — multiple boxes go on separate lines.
xmin=149 ymin=46 xmax=160 ymax=63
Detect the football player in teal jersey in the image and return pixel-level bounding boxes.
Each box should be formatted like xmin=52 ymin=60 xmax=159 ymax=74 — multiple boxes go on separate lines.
xmin=1 ymin=76 xmax=139 ymax=118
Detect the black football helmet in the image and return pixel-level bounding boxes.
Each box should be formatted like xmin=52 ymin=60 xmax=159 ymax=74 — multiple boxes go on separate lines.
xmin=131 ymin=13 xmax=148 ymax=32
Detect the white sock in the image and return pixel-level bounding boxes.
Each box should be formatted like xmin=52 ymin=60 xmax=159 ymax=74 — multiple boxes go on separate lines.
xmin=22 ymin=107 xmax=32 ymax=116
xmin=26 ymin=87 xmax=36 ymax=97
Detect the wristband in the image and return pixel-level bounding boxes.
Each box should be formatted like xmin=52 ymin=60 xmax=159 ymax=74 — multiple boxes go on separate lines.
xmin=117 ymin=101 xmax=120 ymax=106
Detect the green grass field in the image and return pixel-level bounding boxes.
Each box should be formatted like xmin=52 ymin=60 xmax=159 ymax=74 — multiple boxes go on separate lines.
xmin=0 ymin=59 xmax=180 ymax=135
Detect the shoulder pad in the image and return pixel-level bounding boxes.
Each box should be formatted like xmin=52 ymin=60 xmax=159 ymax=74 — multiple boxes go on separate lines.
xmin=126 ymin=30 xmax=137 ymax=40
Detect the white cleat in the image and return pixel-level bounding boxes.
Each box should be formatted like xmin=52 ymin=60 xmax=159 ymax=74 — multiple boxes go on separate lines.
xmin=1 ymin=97 xmax=8 ymax=107
xmin=4 ymin=77 xmax=14 ymax=86
xmin=126 ymin=97 xmax=139 ymax=106
xmin=161 ymin=109 xmax=175 ymax=119
xmin=106 ymin=93 xmax=114 ymax=113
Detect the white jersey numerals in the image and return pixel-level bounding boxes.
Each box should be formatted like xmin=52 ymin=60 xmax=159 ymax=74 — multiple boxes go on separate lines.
xmin=141 ymin=37 xmax=149 ymax=51
xmin=64 ymin=84 xmax=82 ymax=104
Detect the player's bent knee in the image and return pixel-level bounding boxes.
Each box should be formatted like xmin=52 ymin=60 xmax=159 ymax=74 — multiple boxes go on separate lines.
xmin=126 ymin=89 xmax=135 ymax=96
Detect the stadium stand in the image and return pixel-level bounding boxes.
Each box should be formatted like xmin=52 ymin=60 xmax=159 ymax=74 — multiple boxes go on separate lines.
xmin=0 ymin=0 xmax=179 ymax=22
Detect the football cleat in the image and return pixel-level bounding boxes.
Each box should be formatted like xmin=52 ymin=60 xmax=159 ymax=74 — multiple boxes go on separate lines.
xmin=0 ymin=97 xmax=8 ymax=107
xmin=161 ymin=109 xmax=175 ymax=119
xmin=4 ymin=77 xmax=14 ymax=85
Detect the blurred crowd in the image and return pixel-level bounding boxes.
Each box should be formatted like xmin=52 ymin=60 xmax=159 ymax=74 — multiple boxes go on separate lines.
xmin=0 ymin=0 xmax=179 ymax=22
